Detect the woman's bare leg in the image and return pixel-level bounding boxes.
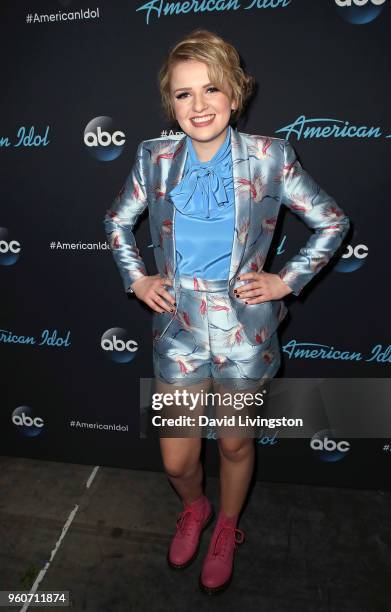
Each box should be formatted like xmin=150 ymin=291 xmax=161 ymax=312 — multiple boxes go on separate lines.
xmin=159 ymin=437 xmax=203 ymax=504
xmin=213 ymin=380 xmax=259 ymax=518
xmin=156 ymin=378 xmax=211 ymax=504
xmin=218 ymin=437 xmax=255 ymax=517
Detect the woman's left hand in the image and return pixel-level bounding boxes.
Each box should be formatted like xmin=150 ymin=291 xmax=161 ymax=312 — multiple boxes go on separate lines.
xmin=234 ymin=271 xmax=293 ymax=304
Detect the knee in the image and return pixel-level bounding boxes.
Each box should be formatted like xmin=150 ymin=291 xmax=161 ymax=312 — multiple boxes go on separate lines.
xmin=219 ymin=438 xmax=254 ymax=462
xmin=163 ymin=456 xmax=198 ymax=479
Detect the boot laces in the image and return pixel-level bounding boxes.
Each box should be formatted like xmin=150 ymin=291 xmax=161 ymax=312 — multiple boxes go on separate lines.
xmin=176 ymin=506 xmax=201 ymax=537
xmin=212 ymin=525 xmax=245 ymax=558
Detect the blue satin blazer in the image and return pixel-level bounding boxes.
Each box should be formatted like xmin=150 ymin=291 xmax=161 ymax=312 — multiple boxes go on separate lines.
xmin=103 ymin=126 xmax=350 ymax=347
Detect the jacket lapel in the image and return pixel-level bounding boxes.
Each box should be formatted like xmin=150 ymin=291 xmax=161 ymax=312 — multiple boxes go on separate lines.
xmin=162 ymin=137 xmax=186 ymax=288
xmin=229 ymin=126 xmax=251 ymax=284
xmin=163 ymin=125 xmax=251 ymax=289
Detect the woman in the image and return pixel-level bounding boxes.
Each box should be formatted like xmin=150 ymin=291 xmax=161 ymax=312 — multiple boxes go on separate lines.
xmin=103 ymin=29 xmax=350 ymax=595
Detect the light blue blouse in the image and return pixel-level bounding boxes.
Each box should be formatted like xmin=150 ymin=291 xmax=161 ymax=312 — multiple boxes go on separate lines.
xmin=168 ymin=127 xmax=235 ymax=280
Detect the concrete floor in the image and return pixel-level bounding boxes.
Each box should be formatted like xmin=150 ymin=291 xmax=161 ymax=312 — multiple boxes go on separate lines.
xmin=0 ymin=455 xmax=390 ymax=612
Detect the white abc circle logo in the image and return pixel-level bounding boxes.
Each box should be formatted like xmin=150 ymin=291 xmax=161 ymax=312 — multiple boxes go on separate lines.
xmin=335 ymin=0 xmax=385 ymax=5
xmin=12 ymin=412 xmax=44 ymax=428
xmin=0 ymin=240 xmax=21 ymax=253
xmin=84 ymin=127 xmax=125 ymax=147
xmin=310 ymin=437 xmax=350 ymax=452
xmin=342 ymin=244 xmax=368 ymax=259
xmin=101 ymin=336 xmax=138 ymax=352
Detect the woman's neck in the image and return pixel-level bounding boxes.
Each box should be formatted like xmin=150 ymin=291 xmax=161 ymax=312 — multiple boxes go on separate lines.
xmin=190 ymin=126 xmax=229 ymax=162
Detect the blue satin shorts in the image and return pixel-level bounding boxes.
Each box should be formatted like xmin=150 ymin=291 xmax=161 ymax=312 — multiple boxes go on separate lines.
xmin=152 ymin=274 xmax=281 ymax=390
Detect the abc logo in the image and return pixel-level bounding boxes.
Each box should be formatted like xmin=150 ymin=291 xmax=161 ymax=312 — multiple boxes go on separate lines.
xmin=12 ymin=406 xmax=45 ymax=437
xmin=101 ymin=327 xmax=139 ymax=363
xmin=101 ymin=335 xmax=138 ymax=352
xmin=341 ymin=244 xmax=368 ymax=259
xmin=335 ymin=242 xmax=368 ymax=273
xmin=335 ymin=0 xmax=386 ymax=23
xmin=0 ymin=228 xmax=21 ymax=265
xmin=84 ymin=126 xmax=125 ymax=148
xmin=310 ymin=437 xmax=350 ymax=452
xmin=84 ymin=116 xmax=125 ymax=161
xmin=0 ymin=240 xmax=21 ymax=253
xmin=12 ymin=412 xmax=44 ymax=428
xmin=335 ymin=0 xmax=385 ymax=5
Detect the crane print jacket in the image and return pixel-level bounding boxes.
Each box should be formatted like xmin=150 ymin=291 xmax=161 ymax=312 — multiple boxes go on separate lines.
xmin=103 ymin=125 xmax=350 ymax=347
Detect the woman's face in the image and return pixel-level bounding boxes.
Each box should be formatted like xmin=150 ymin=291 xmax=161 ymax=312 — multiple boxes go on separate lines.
xmin=169 ymin=59 xmax=236 ymax=144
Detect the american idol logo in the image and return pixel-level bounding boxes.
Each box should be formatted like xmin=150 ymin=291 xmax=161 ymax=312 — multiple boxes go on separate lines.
xmin=101 ymin=327 xmax=139 ymax=363
xmin=136 ymin=0 xmax=291 ymax=26
xmin=0 ymin=227 xmax=21 ymax=265
xmin=335 ymin=0 xmax=387 ymax=24
xmin=257 ymin=428 xmax=279 ymax=445
xmin=0 ymin=328 xmax=71 ymax=348
xmin=310 ymin=429 xmax=350 ymax=462
xmin=276 ymin=115 xmax=382 ymax=140
xmin=207 ymin=427 xmax=279 ymax=444
xmin=84 ymin=117 xmax=125 ymax=161
xmin=12 ymin=406 xmax=44 ymax=437
xmin=0 ymin=126 xmax=50 ymax=148
xmin=282 ymin=341 xmax=391 ymax=363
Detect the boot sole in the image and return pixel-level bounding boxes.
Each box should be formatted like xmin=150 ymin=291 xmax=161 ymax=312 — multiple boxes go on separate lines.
xmin=199 ymin=570 xmax=233 ymax=595
xmin=167 ymin=506 xmax=215 ymax=570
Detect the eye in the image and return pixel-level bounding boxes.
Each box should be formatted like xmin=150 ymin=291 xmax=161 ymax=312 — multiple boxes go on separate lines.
xmin=175 ymin=86 xmax=219 ymax=100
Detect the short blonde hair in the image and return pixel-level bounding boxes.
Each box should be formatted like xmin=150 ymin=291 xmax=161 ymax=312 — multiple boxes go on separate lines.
xmin=158 ymin=29 xmax=256 ymax=124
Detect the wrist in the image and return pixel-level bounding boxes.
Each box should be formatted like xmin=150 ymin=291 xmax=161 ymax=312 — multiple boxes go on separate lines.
xmin=130 ymin=275 xmax=148 ymax=293
xmin=278 ymin=276 xmax=293 ymax=295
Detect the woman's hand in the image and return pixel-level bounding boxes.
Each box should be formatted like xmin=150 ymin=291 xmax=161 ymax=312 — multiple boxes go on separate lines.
xmin=130 ymin=275 xmax=176 ymax=314
xmin=234 ymin=271 xmax=293 ymax=304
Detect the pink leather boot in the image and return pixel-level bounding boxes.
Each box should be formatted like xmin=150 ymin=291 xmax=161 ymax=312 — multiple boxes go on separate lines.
xmin=199 ymin=509 xmax=245 ymax=594
xmin=167 ymin=494 xmax=214 ymax=569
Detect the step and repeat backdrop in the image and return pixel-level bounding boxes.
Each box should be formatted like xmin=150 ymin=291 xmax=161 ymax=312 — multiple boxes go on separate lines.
xmin=1 ymin=0 xmax=390 ymax=489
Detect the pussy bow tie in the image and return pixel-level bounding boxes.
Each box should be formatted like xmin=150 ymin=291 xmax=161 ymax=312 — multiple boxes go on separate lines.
xmin=168 ymin=131 xmax=234 ymax=219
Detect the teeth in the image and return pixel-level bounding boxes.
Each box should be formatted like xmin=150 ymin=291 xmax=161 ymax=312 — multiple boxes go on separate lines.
xmin=191 ymin=115 xmax=214 ymax=123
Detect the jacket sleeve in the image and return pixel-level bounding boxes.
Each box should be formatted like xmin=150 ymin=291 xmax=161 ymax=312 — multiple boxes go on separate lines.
xmin=277 ymin=139 xmax=350 ymax=297
xmin=103 ymin=141 xmax=149 ymax=294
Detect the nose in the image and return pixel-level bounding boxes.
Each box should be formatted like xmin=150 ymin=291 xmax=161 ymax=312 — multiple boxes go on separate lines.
xmin=192 ymin=92 xmax=208 ymax=113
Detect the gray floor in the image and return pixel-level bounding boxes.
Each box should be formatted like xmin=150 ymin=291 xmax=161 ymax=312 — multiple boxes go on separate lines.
xmin=0 ymin=456 xmax=390 ymax=612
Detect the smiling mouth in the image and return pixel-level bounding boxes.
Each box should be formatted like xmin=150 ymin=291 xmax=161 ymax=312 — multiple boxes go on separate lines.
xmin=190 ymin=114 xmax=215 ymax=125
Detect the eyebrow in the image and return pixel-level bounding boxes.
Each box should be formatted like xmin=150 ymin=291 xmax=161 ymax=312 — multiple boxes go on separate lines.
xmin=173 ymin=82 xmax=214 ymax=93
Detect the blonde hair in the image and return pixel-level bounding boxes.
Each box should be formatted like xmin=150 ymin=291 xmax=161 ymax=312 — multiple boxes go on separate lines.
xmin=158 ymin=29 xmax=256 ymax=124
